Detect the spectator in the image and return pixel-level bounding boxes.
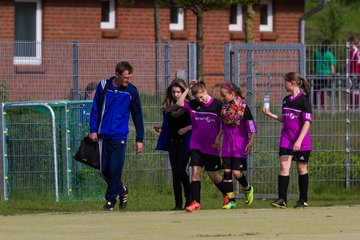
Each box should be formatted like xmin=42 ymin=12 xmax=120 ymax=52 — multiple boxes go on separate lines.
xmin=314 ymin=40 xmax=336 ymax=107
xmin=349 ymin=36 xmax=360 ymax=88
xmin=84 ymin=82 xmax=97 ymax=100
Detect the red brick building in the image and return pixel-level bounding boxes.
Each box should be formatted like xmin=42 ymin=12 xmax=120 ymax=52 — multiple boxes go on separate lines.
xmin=0 ymin=0 xmax=304 ymax=100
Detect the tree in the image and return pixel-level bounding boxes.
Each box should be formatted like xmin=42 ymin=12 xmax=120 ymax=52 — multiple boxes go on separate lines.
xmin=119 ymin=0 xmax=259 ymax=79
xmin=171 ymin=0 xmax=259 ymax=79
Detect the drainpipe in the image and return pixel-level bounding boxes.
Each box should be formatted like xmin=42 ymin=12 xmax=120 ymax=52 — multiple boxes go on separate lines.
xmin=299 ymin=0 xmax=330 ymax=44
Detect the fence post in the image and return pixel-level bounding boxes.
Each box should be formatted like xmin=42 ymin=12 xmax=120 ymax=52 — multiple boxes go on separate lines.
xmin=345 ymin=42 xmax=350 ymax=189
xmin=72 ymin=41 xmax=79 ymax=100
xmin=188 ymin=43 xmax=197 ymax=82
xmin=299 ymin=43 xmax=306 ymax=78
xmin=224 ymin=43 xmax=232 ymax=83
xmin=0 ymin=103 xmax=7 ymax=201
xmin=155 ymin=42 xmax=161 ymax=103
xmin=164 ymin=42 xmax=171 ymax=89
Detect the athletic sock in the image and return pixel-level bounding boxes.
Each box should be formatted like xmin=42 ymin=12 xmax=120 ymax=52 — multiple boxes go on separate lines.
xmin=237 ymin=175 xmax=249 ymax=190
xmin=223 ymin=171 xmax=233 ymax=194
xmin=298 ymin=173 xmax=308 ymax=202
xmin=191 ymin=181 xmax=201 ymax=203
xmin=215 ymin=180 xmax=227 ymax=196
xmin=278 ymin=175 xmax=290 ymax=203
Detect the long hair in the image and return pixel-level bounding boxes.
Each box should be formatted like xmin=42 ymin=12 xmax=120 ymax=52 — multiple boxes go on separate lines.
xmin=220 ymin=82 xmax=244 ymax=99
xmin=284 ymin=72 xmax=310 ymax=96
xmin=162 ymin=78 xmax=190 ymax=109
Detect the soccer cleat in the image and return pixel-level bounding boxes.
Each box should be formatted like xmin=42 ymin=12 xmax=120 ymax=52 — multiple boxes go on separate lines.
xmin=185 ymin=200 xmax=201 ymax=212
xmin=119 ymin=186 xmax=128 ymax=210
xmin=271 ymin=199 xmax=287 ymax=208
xmin=244 ymin=185 xmax=254 ymax=206
xmin=222 ymin=201 xmax=236 ymax=209
xmin=223 ymin=195 xmax=229 ymax=206
xmin=103 ymin=201 xmax=115 ymax=211
xmin=294 ymin=200 xmax=308 ymax=209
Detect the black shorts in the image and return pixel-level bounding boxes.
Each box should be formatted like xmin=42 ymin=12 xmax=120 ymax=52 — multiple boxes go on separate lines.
xmin=279 ymin=147 xmax=311 ymax=163
xmin=190 ymin=149 xmax=222 ymax=171
xmin=222 ymin=157 xmax=247 ymax=171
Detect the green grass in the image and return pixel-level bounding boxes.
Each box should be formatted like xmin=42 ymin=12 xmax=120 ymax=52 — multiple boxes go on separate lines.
xmin=1 ymin=180 xmax=359 ymax=215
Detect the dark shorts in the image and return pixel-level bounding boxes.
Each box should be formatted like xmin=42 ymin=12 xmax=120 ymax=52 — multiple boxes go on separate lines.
xmin=190 ymin=149 xmax=222 ymax=171
xmin=279 ymin=147 xmax=311 ymax=163
xmin=222 ymin=157 xmax=247 ymax=171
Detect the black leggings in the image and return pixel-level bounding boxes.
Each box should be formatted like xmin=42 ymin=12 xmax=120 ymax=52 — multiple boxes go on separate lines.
xmin=168 ymin=138 xmax=191 ymax=207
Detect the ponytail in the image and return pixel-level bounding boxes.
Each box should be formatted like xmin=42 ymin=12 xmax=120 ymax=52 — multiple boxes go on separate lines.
xmin=299 ymin=76 xmax=310 ymax=96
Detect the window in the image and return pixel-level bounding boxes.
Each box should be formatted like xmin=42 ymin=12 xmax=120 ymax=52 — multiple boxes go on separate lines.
xmin=229 ymin=4 xmax=242 ymax=31
xmin=259 ymin=0 xmax=273 ymax=32
xmin=169 ymin=6 xmax=184 ymax=31
xmin=101 ymin=0 xmax=115 ymax=29
xmin=14 ymin=0 xmax=42 ymax=65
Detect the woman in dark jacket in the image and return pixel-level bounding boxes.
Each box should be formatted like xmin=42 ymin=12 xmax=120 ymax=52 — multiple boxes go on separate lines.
xmin=155 ymin=78 xmax=192 ymax=210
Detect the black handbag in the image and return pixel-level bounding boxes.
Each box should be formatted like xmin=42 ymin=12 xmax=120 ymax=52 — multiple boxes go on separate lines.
xmin=74 ymin=136 xmax=100 ymax=169
xmin=74 ymin=80 xmax=108 ymax=170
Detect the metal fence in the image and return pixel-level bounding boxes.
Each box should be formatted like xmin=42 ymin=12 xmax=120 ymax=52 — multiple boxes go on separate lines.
xmin=0 ymin=41 xmax=196 ymax=201
xmin=1 ymin=41 xmax=359 ymax=202
xmin=224 ymin=43 xmax=360 ymax=198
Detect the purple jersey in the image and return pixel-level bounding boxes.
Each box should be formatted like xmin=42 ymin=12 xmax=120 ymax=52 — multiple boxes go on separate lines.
xmin=280 ymin=92 xmax=312 ymax=151
xmin=222 ymin=105 xmax=257 ymax=158
xmin=183 ymin=97 xmax=222 ymax=156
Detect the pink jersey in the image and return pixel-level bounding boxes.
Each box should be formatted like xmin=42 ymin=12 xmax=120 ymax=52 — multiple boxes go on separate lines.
xmin=350 ymin=46 xmax=360 ymax=75
xmin=183 ymin=98 xmax=222 ymax=156
xmin=221 ymin=105 xmax=257 ymax=158
xmin=280 ymin=92 xmax=312 ymax=151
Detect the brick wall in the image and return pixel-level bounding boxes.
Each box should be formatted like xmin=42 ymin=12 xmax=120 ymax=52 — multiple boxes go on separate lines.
xmin=0 ymin=0 xmax=304 ymax=100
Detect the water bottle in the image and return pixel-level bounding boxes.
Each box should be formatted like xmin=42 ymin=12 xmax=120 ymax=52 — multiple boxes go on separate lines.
xmin=263 ymin=94 xmax=270 ymax=109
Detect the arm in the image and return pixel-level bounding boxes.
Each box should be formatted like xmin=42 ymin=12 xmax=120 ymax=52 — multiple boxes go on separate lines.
xmin=130 ymin=89 xmax=144 ymax=154
xmin=214 ymin=129 xmax=224 ymax=150
xmin=293 ymin=121 xmax=311 ymax=152
xmin=262 ymin=108 xmax=283 ymax=122
xmin=88 ymin=82 xmax=102 ymax=140
xmin=245 ymin=132 xmax=255 ymax=155
xmin=176 ymin=88 xmax=190 ymax=107
xmin=178 ymin=125 xmax=192 ymax=136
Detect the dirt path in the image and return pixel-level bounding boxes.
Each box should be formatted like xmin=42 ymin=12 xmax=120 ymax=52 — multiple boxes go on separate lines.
xmin=1 ymin=205 xmax=359 ymax=240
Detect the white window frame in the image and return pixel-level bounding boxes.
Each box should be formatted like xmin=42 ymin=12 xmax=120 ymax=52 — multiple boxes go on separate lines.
xmin=169 ymin=7 xmax=184 ymax=31
xmin=229 ymin=4 xmax=243 ymax=32
xmin=259 ymin=0 xmax=273 ymax=32
xmin=101 ymin=0 xmax=115 ymax=29
xmin=14 ymin=0 xmax=42 ymax=65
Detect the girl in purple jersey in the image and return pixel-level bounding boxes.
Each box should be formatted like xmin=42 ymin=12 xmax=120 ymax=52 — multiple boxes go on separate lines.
xmin=215 ymin=83 xmax=257 ymax=209
xmin=177 ymin=80 xmax=226 ymax=212
xmin=262 ymin=72 xmax=312 ymax=209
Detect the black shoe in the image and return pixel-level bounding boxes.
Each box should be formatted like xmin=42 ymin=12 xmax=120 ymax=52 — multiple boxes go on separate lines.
xmin=294 ymin=200 xmax=308 ymax=209
xmin=119 ymin=186 xmax=128 ymax=210
xmin=103 ymin=201 xmax=115 ymax=211
xmin=271 ymin=199 xmax=287 ymax=208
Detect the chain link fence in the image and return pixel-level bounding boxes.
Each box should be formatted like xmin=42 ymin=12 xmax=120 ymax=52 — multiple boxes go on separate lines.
xmin=1 ymin=41 xmax=359 ymax=202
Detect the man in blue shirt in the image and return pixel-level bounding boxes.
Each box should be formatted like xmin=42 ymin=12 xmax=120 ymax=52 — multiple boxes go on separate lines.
xmin=89 ymin=61 xmax=144 ymax=210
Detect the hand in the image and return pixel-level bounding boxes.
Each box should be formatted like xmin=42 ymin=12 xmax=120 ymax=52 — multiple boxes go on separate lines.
xmin=153 ymin=126 xmax=162 ymax=133
xmin=293 ymin=140 xmax=301 ymax=152
xmin=189 ymin=80 xmax=197 ymax=89
xmin=214 ymin=138 xmax=222 ymax=150
xmin=262 ymin=107 xmax=271 ymax=116
xmin=136 ymin=142 xmax=143 ymax=154
xmin=88 ymin=132 xmax=98 ymax=142
xmin=178 ymin=127 xmax=186 ymax=136
xmin=245 ymin=142 xmax=253 ymax=154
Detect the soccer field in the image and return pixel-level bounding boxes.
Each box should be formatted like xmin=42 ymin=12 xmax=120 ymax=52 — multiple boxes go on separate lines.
xmin=0 ymin=205 xmax=359 ymax=240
